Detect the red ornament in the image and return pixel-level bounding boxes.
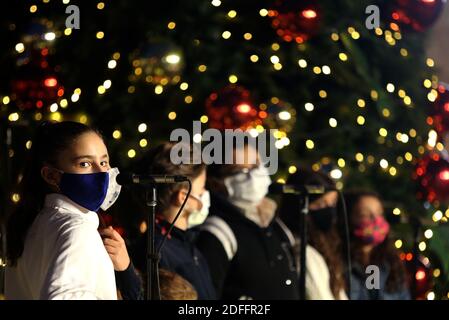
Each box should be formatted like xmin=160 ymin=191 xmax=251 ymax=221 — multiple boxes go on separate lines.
xmin=268 ymin=0 xmax=320 ymax=43
xmin=205 ymin=85 xmax=260 ymax=130
xmin=430 ymin=83 xmax=449 ymax=134
xmin=390 ymin=0 xmax=445 ymax=32
xmin=11 ymin=49 xmax=64 ymax=110
xmin=414 ymin=152 xmax=449 ymax=203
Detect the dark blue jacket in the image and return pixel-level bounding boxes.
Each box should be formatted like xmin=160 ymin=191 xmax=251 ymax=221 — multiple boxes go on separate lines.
xmin=350 ymin=262 xmax=411 ymax=300
xmin=155 ymin=219 xmax=216 ymax=300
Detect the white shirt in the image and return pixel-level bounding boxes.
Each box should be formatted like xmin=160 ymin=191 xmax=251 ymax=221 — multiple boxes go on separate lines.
xmin=5 ymin=193 xmax=117 ymax=300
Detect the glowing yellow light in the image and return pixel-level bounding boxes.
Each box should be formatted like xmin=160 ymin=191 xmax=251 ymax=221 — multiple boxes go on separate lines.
xmin=167 ymin=21 xmax=176 ymax=29
xmin=50 ymin=112 xmax=62 ymax=121
xmin=97 ymin=85 xmax=106 ymax=94
xmin=339 ymin=53 xmax=348 ymax=61
xmin=338 ymin=158 xmax=346 ymax=168
xmin=393 ymin=208 xmax=401 ymax=215
xmin=112 ymin=130 xmax=121 ymax=139
xmin=382 ymin=108 xmax=390 ymax=118
xmin=318 ymin=90 xmax=327 ymax=98
xmin=96 ymin=31 xmax=104 ymax=39
xmin=331 ymin=33 xmax=339 ymax=41
xmin=298 ymin=59 xmax=307 ymax=68
xmin=155 ymin=85 xmax=163 ymax=94
xmin=405 ymin=152 xmax=413 ymax=161
xmin=394 ymin=240 xmax=402 ymax=248
xmin=375 ymin=28 xmax=383 ymax=36
xmin=229 ymin=75 xmax=238 ymax=83
xmin=380 ymin=159 xmax=388 ymax=169
xmin=419 ymin=242 xmax=426 ymax=251
xmin=355 ymin=153 xmax=364 ymax=162
xmin=97 ymin=2 xmax=105 ymax=10
xmin=277 ymin=178 xmax=286 ymax=184
xmin=200 ymin=115 xmax=209 ymax=123
xmin=8 ymin=112 xmax=19 ymax=122
xmin=168 ymin=112 xmax=177 ymax=120
xmin=271 ymin=43 xmax=280 ymax=51
xmin=113 ymin=52 xmax=120 ymax=60
xmin=274 ymin=63 xmax=282 ymax=70
xmin=400 ymin=48 xmax=408 ymax=57
xmin=329 ymin=118 xmax=337 ymax=127
xmin=35 ymin=112 xmax=42 ymax=121
xmin=433 ymin=210 xmax=443 ymax=222
xmin=64 ymin=28 xmax=72 ymax=36
xmin=30 ymin=5 xmax=37 ymax=13
xmin=79 ymin=115 xmax=88 ymax=124
xmin=50 ymin=103 xmax=58 ymax=112
xmin=398 ymin=89 xmax=406 ymax=98
xmin=25 ymin=140 xmax=32 ymax=150
xmin=347 ymin=27 xmax=355 ymax=34
xmin=409 ymin=129 xmax=416 ymax=137
xmin=138 ymin=123 xmax=147 ymax=133
xmin=228 ymin=10 xmax=237 ymax=18
xmin=103 ymin=80 xmax=112 ymax=89
xmin=313 ymin=66 xmax=321 ymax=74
xmin=128 ymin=86 xmax=135 ymax=94
xmin=330 ymin=169 xmax=343 ymax=179
xmin=434 ymin=269 xmax=441 ymax=278
xmin=351 ymin=31 xmax=360 ymax=40
xmin=193 ymin=134 xmax=202 ymax=143
xmin=386 ymin=83 xmax=395 ymax=93
xmin=180 ymin=82 xmax=189 ymax=91
xmin=270 ymin=55 xmax=280 ymax=64
xmin=3 ymin=96 xmax=10 ymax=104
xmin=427 ymin=292 xmax=435 ymax=300
xmin=426 ymin=58 xmax=435 ymax=67
xmin=424 ymin=229 xmax=433 ymax=239
xmin=12 ymin=193 xmax=21 ymax=203
xmin=15 ymin=43 xmax=25 ymax=53
xmin=403 ymin=96 xmax=411 ymax=106
xmin=128 ymin=149 xmax=136 ymax=158
xmin=306 ymin=139 xmax=315 ymax=149
xmin=304 ymin=102 xmax=314 ymax=112
xmin=185 ymin=96 xmax=193 ymax=104
xmin=259 ymin=8 xmax=268 ymax=16
xmin=244 ymin=33 xmax=252 ymax=40
xmin=389 ymin=167 xmax=397 ymax=176
xmin=379 ymin=128 xmax=388 ymax=137
xmin=222 ymin=31 xmax=231 ymax=39
xmin=250 ymin=55 xmax=259 ymax=62
xmin=427 ymin=91 xmax=437 ymax=102
xmin=278 ymin=111 xmax=291 ymax=120
xmin=288 ymin=166 xmax=297 ymax=174
xmin=108 ymin=60 xmax=117 ymax=69
xmin=357 ymin=115 xmax=365 ymax=125
xmin=423 ymin=79 xmax=432 ymax=88
xmin=139 ymin=139 xmax=148 ymax=148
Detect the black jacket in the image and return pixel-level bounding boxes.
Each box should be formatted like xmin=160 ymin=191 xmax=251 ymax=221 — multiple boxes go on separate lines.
xmin=155 ymin=219 xmax=216 ymax=300
xmin=195 ymin=192 xmax=300 ymax=300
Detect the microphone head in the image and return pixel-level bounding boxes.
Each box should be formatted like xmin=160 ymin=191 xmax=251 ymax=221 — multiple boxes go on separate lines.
xmin=116 ymin=172 xmax=134 ymax=186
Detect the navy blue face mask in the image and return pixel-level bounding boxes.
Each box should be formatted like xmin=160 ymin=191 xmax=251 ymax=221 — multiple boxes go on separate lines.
xmin=59 ymin=171 xmax=109 ymax=212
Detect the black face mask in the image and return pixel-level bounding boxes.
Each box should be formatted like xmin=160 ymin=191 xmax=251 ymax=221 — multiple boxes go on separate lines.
xmin=309 ymin=206 xmax=337 ymax=232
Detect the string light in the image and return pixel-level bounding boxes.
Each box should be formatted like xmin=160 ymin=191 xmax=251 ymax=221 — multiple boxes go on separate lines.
xmin=298 ymin=59 xmax=307 ymax=68
xmin=304 ymin=102 xmax=314 ymax=112
xmin=112 ymin=130 xmax=122 ymax=139
xmin=228 ymin=75 xmax=238 ymax=83
xmin=138 ymin=123 xmax=147 ymax=133
xmin=128 ymin=149 xmax=136 ymax=158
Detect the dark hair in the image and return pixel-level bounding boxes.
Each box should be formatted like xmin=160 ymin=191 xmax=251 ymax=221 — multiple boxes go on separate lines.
xmin=139 ymin=142 xmax=205 ymax=214
xmin=278 ymin=168 xmax=346 ymax=298
xmin=6 ymin=121 xmax=100 ymax=266
xmin=344 ymin=190 xmax=408 ymax=293
xmin=159 ymin=268 xmax=198 ymax=300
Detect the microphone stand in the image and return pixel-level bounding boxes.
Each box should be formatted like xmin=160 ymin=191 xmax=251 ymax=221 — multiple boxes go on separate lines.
xmin=299 ymin=194 xmax=309 ymax=300
xmin=145 ymin=186 xmax=160 ymax=300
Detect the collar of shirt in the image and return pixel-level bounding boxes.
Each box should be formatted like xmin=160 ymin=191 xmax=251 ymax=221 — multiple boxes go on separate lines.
xmin=44 ymin=193 xmax=99 ymax=225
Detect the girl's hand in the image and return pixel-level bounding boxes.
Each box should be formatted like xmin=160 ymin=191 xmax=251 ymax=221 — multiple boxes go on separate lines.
xmin=99 ymin=226 xmax=131 ymax=271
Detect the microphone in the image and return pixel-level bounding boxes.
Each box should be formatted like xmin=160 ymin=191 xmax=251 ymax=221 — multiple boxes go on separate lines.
xmin=269 ymin=182 xmax=334 ymax=195
xmin=116 ymin=173 xmax=188 ymax=185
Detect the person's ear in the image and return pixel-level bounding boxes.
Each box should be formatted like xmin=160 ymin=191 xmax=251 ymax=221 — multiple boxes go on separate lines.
xmin=41 ymin=166 xmax=62 ymax=189
xmin=174 ymin=188 xmax=189 ymax=207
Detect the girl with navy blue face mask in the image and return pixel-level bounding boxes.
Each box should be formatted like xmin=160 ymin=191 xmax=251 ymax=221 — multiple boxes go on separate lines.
xmin=5 ymin=121 xmax=123 ymax=300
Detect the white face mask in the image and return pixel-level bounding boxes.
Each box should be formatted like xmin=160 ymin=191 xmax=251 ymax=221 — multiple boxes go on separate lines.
xmin=187 ymin=190 xmax=210 ymax=228
xmin=101 ymin=167 xmax=122 ymax=211
xmin=224 ymin=164 xmax=271 ymax=206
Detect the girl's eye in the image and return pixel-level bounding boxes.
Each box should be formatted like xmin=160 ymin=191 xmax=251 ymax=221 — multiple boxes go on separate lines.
xmin=100 ymin=161 xmax=109 ymax=167
xmin=80 ymin=162 xmax=91 ymax=168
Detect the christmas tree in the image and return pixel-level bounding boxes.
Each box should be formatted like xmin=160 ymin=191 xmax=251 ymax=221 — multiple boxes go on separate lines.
xmin=1 ymin=0 xmax=448 ymax=299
